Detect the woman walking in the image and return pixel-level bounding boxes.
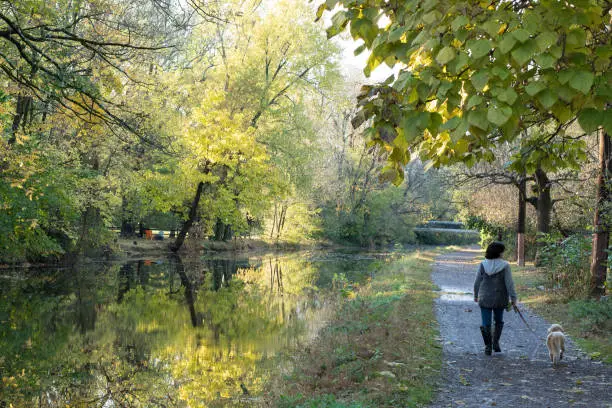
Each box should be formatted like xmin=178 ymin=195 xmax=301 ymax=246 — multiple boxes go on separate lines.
xmin=473 ymin=241 xmax=517 ymax=355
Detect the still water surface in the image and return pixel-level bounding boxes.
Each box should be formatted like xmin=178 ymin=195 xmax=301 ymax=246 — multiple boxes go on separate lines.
xmin=0 ymin=251 xmax=388 ymax=407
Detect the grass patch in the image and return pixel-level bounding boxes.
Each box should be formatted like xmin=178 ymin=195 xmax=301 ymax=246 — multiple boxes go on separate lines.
xmin=266 ymin=249 xmax=444 ymax=407
xmin=513 ymin=265 xmax=612 ymax=364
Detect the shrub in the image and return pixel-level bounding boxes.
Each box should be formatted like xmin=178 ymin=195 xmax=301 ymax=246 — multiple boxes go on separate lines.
xmin=538 ymin=233 xmax=592 ymax=298
xmin=419 ymin=221 xmax=464 ymax=229
xmin=569 ymin=298 xmax=612 ymax=335
xmin=413 ymin=228 xmax=480 ymax=245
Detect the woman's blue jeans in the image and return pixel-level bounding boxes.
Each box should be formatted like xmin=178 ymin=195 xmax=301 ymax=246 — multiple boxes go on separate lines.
xmin=480 ymin=307 xmax=504 ymax=326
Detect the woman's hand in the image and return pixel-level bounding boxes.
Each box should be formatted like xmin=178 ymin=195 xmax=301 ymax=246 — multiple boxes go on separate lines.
xmin=474 ymin=297 xmax=478 ymax=303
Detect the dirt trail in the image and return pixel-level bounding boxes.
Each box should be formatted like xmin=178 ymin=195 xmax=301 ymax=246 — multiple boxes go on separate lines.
xmin=429 ymin=248 xmax=612 ymax=408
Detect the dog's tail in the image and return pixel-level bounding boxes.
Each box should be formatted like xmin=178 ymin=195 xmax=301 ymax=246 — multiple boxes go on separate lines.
xmin=552 ymin=351 xmax=560 ymax=366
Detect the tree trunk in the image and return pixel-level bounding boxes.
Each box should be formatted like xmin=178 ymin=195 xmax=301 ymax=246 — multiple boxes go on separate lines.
xmin=171 ymin=254 xmax=199 ymax=327
xmin=534 ymin=168 xmax=552 ymax=235
xmin=120 ymin=196 xmax=134 ymax=237
xmin=270 ymin=202 xmax=277 ymax=239
xmin=9 ymin=95 xmax=32 ymax=144
xmin=590 ymin=129 xmax=611 ymax=298
xmin=517 ymin=174 xmax=526 ymax=266
xmin=276 ymin=204 xmax=287 ymax=240
xmin=223 ymin=224 xmax=233 ymax=241
xmin=214 ymin=218 xmax=224 ymax=241
xmin=171 ymin=181 xmax=205 ymax=252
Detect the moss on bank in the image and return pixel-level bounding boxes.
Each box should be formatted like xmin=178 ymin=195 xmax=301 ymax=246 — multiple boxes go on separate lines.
xmin=266 ymin=249 xmax=444 ymax=407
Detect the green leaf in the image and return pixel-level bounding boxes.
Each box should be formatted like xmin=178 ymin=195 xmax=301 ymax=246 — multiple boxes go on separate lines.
xmin=512 ymin=29 xmax=531 ymax=43
xmin=454 ymin=138 xmax=470 ymax=155
xmin=365 ymin=53 xmax=383 ymax=77
xmin=569 ymin=71 xmax=595 ymax=95
xmin=417 ymin=83 xmax=430 ymax=101
xmin=534 ymin=53 xmax=557 ymax=69
xmin=388 ymin=26 xmax=405 ymax=42
xmin=511 ymin=43 xmax=534 ymax=65
xmin=422 ymin=11 xmax=439 ymax=25
xmin=468 ymin=110 xmax=488 ymax=130
xmin=498 ymin=88 xmax=518 ymax=105
xmin=390 ymin=146 xmax=409 ymax=165
xmin=467 ymin=95 xmax=483 ymax=109
xmin=354 ymin=44 xmax=367 ymax=56
xmin=578 ymin=108 xmax=602 ymax=133
xmin=556 ymin=86 xmax=576 ymax=102
xmin=525 ymin=81 xmax=546 ymax=96
xmin=566 ymin=28 xmax=586 ymax=47
xmin=499 ymin=35 xmax=517 ymax=54
xmin=492 ymin=66 xmax=510 ymax=80
xmin=436 ymin=46 xmax=456 ymax=65
xmin=448 ymin=52 xmax=468 ymax=74
xmin=551 ymin=104 xmax=572 ymax=122
xmin=393 ymin=71 xmax=412 ymax=91
xmin=470 ymin=71 xmax=489 ymax=91
xmin=451 ymin=15 xmax=469 ymax=31
xmin=537 ymin=89 xmax=558 ymax=109
xmin=481 ymin=20 xmax=501 ymax=38
xmin=535 ymin=31 xmax=558 ymax=51
xmin=469 ymin=39 xmax=492 ymax=59
xmin=440 ymin=116 xmax=461 ymax=131
xmin=315 ymin=4 xmax=326 ymax=22
xmin=427 ymin=112 xmax=443 ymax=135
xmin=437 ymin=81 xmax=453 ymax=97
xmin=604 ymin=111 xmax=612 ymax=135
xmin=328 ymin=11 xmax=349 ymax=38
xmin=423 ymin=0 xmax=439 ymax=12
xmin=451 ymin=119 xmax=469 ymax=141
xmin=487 ymin=105 xmax=512 ymax=126
xmin=558 ymin=73 xmax=575 ymax=88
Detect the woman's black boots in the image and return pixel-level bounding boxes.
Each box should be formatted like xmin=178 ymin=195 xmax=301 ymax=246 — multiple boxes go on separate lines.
xmin=493 ymin=322 xmax=504 ymax=352
xmin=480 ymin=326 xmax=492 ymax=355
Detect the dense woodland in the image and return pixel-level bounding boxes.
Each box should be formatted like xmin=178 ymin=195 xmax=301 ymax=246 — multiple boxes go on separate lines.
xmin=1 ymin=0 xmax=610 ymax=295
xmin=0 ymin=0 xmax=454 ymax=263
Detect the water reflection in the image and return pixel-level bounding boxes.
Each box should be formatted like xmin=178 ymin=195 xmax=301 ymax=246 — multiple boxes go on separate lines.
xmin=0 ymin=252 xmax=384 ymax=407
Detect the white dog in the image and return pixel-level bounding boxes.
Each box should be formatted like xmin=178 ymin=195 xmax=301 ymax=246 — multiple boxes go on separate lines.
xmin=546 ymin=324 xmax=565 ymax=366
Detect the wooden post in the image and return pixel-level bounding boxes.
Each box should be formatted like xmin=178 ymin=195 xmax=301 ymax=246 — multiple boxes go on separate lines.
xmin=590 ymin=129 xmax=611 ymax=298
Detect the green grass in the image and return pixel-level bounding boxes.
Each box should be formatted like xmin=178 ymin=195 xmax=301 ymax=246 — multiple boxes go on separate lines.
xmin=266 ymin=249 xmax=444 ymax=407
xmin=513 ymin=265 xmax=612 ymax=364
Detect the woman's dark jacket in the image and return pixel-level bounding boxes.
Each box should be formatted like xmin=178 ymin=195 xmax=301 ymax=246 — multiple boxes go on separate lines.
xmin=473 ymin=259 xmax=517 ymax=309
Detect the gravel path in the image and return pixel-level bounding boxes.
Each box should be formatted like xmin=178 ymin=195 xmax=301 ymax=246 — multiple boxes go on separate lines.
xmin=429 ymin=248 xmax=612 ymax=408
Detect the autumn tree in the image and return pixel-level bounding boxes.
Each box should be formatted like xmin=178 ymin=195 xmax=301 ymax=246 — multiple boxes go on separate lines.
xmin=319 ymin=0 xmax=611 ymax=293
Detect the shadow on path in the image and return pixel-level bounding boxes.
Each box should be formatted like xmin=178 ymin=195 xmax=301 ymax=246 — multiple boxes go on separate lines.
xmin=430 ymin=249 xmax=611 ymax=408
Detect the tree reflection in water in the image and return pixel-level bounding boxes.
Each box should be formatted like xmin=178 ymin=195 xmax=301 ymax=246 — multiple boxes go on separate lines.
xmin=0 ymin=252 xmax=380 ymax=406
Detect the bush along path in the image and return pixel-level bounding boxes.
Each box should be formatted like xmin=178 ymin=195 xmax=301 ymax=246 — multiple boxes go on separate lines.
xmin=430 ymin=248 xmax=612 ymax=408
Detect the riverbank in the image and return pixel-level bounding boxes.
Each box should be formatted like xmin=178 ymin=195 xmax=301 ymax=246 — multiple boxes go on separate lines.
xmin=116 ymin=237 xmax=343 ymax=258
xmin=513 ymin=264 xmax=612 ymax=364
xmin=265 ymin=249 xmax=444 ymax=407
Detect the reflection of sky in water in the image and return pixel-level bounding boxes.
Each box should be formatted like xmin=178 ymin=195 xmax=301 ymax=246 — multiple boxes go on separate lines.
xmin=439 ymin=293 xmax=474 ymax=302
xmin=0 ymin=252 xmax=385 ymax=407
xmin=437 ymin=285 xmax=473 ymax=302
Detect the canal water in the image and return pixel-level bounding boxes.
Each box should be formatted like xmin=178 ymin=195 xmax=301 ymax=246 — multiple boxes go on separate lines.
xmin=0 ymin=251 xmax=388 ymax=407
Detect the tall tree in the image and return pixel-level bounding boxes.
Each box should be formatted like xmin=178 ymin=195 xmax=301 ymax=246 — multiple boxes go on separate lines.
xmin=320 ymin=0 xmax=611 ymax=289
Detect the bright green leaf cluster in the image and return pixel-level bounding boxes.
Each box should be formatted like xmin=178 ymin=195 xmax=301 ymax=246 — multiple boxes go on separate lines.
xmin=320 ymin=0 xmax=611 ymax=180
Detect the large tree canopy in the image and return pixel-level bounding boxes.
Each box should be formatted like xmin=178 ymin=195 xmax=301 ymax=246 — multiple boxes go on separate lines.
xmin=319 ymin=0 xmax=611 ymax=178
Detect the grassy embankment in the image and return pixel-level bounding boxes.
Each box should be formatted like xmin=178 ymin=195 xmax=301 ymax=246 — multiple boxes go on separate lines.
xmin=267 ymin=249 xmax=445 ymax=408
xmin=513 ymin=265 xmax=612 ymax=364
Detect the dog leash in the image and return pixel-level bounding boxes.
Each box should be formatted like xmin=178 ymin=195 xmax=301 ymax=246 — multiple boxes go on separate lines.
xmin=512 ymin=304 xmax=543 ymax=360
xmin=513 ymin=304 xmax=537 ymax=334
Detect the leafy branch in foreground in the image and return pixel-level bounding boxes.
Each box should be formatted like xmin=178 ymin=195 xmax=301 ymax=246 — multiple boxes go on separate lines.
xmin=319 ymin=0 xmax=610 ymax=178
